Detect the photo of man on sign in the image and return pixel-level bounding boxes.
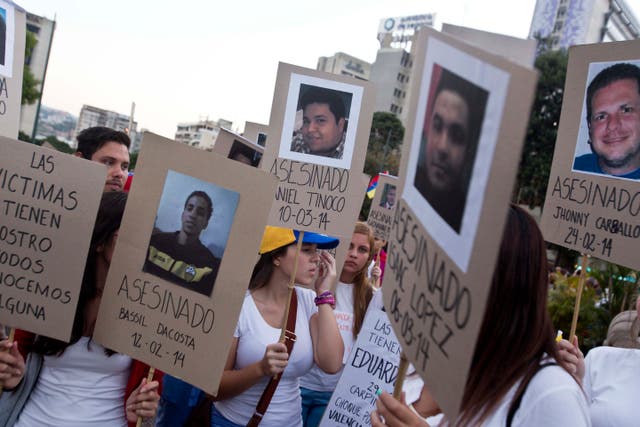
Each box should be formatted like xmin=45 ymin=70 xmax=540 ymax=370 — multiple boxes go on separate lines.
xmin=573 ymin=61 xmax=640 ymax=180
xmin=143 ymin=170 xmax=239 ymax=297
xmin=414 ymin=65 xmax=488 ymax=233
xmin=290 ymin=84 xmax=352 ymax=160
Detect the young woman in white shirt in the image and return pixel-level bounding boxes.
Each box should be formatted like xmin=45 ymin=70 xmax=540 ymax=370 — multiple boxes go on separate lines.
xmin=0 ymin=192 xmax=161 ymax=427
xmin=370 ymin=205 xmax=590 ymax=427
xmin=300 ymin=222 xmax=377 ymax=427
xmin=211 ymin=226 xmax=344 ymax=427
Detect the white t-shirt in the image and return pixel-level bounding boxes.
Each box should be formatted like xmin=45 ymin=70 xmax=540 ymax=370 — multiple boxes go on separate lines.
xmin=214 ymin=287 xmax=318 ymax=427
xmin=300 ymin=282 xmax=354 ymax=391
xmin=15 ymin=337 xmax=132 ymax=427
xmin=448 ymin=363 xmax=590 ymax=426
xmin=583 ymin=346 xmax=639 ymax=427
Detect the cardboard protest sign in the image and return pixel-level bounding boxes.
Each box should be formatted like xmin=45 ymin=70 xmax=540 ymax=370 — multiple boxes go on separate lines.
xmin=0 ymin=137 xmax=105 ymax=340
xmin=441 ymin=23 xmax=536 ymax=69
xmin=320 ymin=305 xmax=401 ymax=427
xmin=540 ymin=40 xmax=640 ymax=270
xmin=242 ymin=121 xmax=268 ymax=147
xmin=213 ymin=127 xmax=264 ymax=167
xmin=0 ymin=1 xmax=24 ymax=138
xmin=94 ymin=133 xmax=278 ymax=394
xmin=262 ymin=62 xmax=374 ymax=237
xmin=367 ymin=174 xmax=398 ymax=241
xmin=382 ymin=27 xmax=537 ymax=418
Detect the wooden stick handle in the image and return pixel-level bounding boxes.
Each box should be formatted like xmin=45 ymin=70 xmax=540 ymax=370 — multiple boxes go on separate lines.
xmin=373 ymin=248 xmax=381 ymax=288
xmin=279 ymin=232 xmax=304 ymax=343
xmin=393 ymin=352 xmax=409 ymax=399
xmin=569 ymin=254 xmax=589 ymax=342
xmin=0 ymin=328 xmax=16 ymax=397
xmin=135 ymin=367 xmax=156 ymax=427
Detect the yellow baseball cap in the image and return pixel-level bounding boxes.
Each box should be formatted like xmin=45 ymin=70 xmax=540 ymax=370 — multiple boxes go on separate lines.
xmin=259 ymin=226 xmax=339 ymax=254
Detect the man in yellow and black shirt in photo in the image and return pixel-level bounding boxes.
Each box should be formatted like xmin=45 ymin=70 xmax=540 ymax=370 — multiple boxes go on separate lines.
xmin=144 ymin=191 xmax=221 ymax=297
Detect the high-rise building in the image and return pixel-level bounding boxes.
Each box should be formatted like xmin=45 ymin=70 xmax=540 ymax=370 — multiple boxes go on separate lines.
xmin=529 ymin=0 xmax=639 ymax=50
xmin=316 ymin=52 xmax=371 ymax=81
xmin=20 ymin=12 xmax=55 ymax=138
xmin=174 ymin=118 xmax=232 ymax=150
xmin=316 ymin=14 xmax=434 ymax=124
xmin=369 ymin=48 xmax=412 ymax=121
xmin=73 ymin=105 xmax=137 ymax=148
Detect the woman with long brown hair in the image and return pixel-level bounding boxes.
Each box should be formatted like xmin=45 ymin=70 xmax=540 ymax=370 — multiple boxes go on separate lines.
xmin=300 ymin=222 xmax=377 ymax=427
xmin=370 ymin=205 xmax=590 ymax=426
xmin=211 ymin=226 xmax=344 ymax=427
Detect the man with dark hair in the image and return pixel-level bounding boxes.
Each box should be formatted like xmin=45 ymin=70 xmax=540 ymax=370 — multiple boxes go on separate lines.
xmin=414 ymin=68 xmax=488 ymax=233
xmin=74 ymin=126 xmax=131 ymax=192
xmin=380 ymin=185 xmax=396 ymax=209
xmin=143 ymin=191 xmax=220 ymax=296
xmin=574 ymin=62 xmax=640 ymax=179
xmin=291 ymin=86 xmax=347 ymax=158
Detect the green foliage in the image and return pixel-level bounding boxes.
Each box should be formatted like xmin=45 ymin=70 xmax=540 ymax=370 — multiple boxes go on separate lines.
xmin=589 ymin=264 xmax=638 ymax=318
xmin=18 ymin=131 xmax=32 ymax=142
xmin=515 ymin=47 xmax=568 ymax=207
xmin=21 ymin=31 xmax=41 ymax=105
xmin=129 ymin=151 xmax=139 ymax=170
xmin=364 ymin=112 xmax=404 ymax=177
xmin=548 ymin=274 xmax=609 ymax=353
xmin=360 ymin=112 xmax=405 ymax=219
xmin=37 ymin=135 xmax=74 ymax=154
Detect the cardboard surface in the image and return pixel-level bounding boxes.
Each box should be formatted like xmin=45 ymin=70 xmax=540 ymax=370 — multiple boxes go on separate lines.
xmin=441 ymin=23 xmax=536 ymax=69
xmin=213 ymin=128 xmax=264 ymax=168
xmin=0 ymin=137 xmax=105 ymax=341
xmin=0 ymin=3 xmax=23 ymax=138
xmin=320 ymin=306 xmax=401 ymax=427
xmin=383 ymin=27 xmax=537 ymax=418
xmin=262 ymin=63 xmax=374 ymax=238
xmin=540 ymin=40 xmax=640 ymax=270
xmin=93 ymin=133 xmax=278 ymax=394
xmin=367 ymin=174 xmax=398 ymax=241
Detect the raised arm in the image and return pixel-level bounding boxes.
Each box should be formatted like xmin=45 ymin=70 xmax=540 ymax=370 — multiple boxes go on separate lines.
xmin=310 ymin=250 xmax=344 ymax=374
xmin=214 ymin=337 xmax=289 ymax=401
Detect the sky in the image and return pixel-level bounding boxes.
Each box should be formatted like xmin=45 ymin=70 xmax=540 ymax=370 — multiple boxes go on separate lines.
xmin=13 ymin=0 xmax=639 ymax=139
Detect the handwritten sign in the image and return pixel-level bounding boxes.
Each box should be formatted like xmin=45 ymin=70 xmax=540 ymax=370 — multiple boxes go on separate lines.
xmin=261 ymin=63 xmax=373 ymax=238
xmin=0 ymin=3 xmax=24 ymax=138
xmin=0 ymin=137 xmax=105 ymax=340
xmin=367 ymin=174 xmax=398 ymax=241
xmin=94 ymin=133 xmax=277 ymax=395
xmin=383 ymin=27 xmax=537 ymax=419
xmin=540 ymin=41 xmax=640 ymax=270
xmin=320 ymin=307 xmax=401 ymax=427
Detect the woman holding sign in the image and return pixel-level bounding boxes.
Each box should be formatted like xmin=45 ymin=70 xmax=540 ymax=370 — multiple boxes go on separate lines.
xmin=300 ymin=222 xmax=377 ymax=427
xmin=558 ymin=294 xmax=639 ymax=427
xmin=211 ymin=226 xmax=344 ymax=427
xmin=370 ymin=205 xmax=590 ymax=426
xmin=0 ymin=192 xmax=161 ymax=427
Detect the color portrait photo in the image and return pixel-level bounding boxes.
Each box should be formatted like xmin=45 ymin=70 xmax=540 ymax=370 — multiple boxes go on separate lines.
xmin=403 ymin=37 xmax=509 ymax=272
xmin=143 ymin=170 xmax=239 ymax=297
xmin=279 ymin=73 xmax=363 ymax=170
xmin=572 ymin=59 xmax=640 ymax=181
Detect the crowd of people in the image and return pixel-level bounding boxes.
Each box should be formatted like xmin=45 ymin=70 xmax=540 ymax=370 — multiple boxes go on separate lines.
xmin=0 ymin=123 xmax=637 ymax=427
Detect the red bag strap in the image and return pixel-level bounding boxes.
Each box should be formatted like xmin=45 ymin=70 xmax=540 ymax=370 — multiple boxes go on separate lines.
xmin=247 ymin=289 xmax=298 ymax=427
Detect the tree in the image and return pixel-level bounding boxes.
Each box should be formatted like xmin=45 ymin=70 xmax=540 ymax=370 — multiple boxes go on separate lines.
xmin=21 ymin=31 xmax=41 ymax=105
xmin=37 ymin=135 xmax=74 ymax=154
xmin=514 ymin=46 xmax=568 ymax=207
xmin=364 ymin=112 xmax=404 ymax=178
xmin=359 ymin=112 xmax=405 ymax=219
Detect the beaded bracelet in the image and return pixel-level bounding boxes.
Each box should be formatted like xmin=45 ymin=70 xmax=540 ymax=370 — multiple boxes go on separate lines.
xmin=314 ymin=291 xmax=336 ymax=309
